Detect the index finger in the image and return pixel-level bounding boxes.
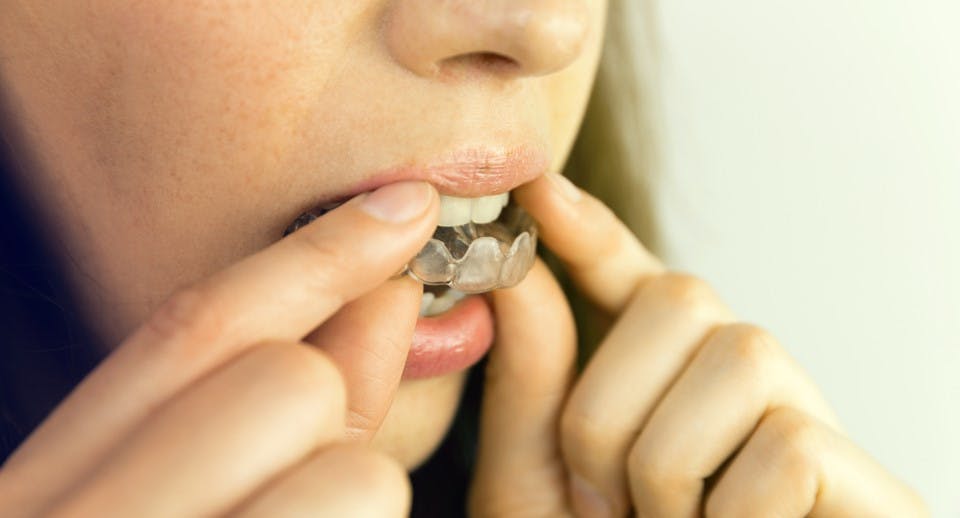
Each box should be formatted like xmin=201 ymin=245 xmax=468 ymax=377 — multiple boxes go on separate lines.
xmin=512 ymin=173 xmax=665 ymax=314
xmin=3 ymin=182 xmax=437 ymax=499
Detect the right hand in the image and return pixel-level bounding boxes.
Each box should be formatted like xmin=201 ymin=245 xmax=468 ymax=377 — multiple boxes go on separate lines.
xmin=0 ymin=181 xmax=439 ymax=517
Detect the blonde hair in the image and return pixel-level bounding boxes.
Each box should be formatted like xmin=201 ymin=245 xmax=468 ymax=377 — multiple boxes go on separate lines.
xmin=558 ymin=1 xmax=664 ymax=355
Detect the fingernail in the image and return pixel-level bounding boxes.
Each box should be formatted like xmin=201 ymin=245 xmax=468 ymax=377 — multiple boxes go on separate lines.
xmin=547 ymin=172 xmax=582 ymax=202
xmin=569 ymin=474 xmax=611 ymax=518
xmin=360 ymin=181 xmax=435 ymax=223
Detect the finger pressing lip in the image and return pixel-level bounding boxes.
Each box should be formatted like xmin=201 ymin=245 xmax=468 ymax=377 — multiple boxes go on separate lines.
xmin=469 ymin=260 xmax=576 ymax=515
xmin=513 ymin=173 xmax=665 ymax=314
xmin=306 ymin=276 xmax=423 ymax=442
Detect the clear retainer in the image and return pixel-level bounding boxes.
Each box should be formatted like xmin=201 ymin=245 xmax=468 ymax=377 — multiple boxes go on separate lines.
xmin=283 ymin=201 xmax=538 ymax=295
xmin=404 ymin=203 xmax=537 ymax=294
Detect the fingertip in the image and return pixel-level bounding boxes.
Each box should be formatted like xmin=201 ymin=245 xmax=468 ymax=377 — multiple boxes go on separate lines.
xmin=513 ymin=174 xmax=620 ymax=265
xmin=514 ymin=175 xmax=665 ymax=314
xmin=278 ymin=182 xmax=438 ymax=304
xmin=293 ymin=180 xmax=439 ymax=253
xmin=546 ymin=172 xmax=583 ymax=202
xmin=512 ymin=174 xmax=558 ymax=216
xmin=514 ymin=173 xmax=586 ymax=214
xmin=358 ymin=181 xmax=438 ymax=225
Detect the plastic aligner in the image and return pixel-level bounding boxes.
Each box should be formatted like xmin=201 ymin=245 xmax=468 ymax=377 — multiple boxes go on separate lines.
xmin=283 ymin=202 xmax=538 ymax=294
xmin=403 ymin=203 xmax=536 ymax=293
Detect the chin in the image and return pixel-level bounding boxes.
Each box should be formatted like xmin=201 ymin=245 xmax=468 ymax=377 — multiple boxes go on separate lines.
xmin=370 ymin=370 xmax=469 ymax=470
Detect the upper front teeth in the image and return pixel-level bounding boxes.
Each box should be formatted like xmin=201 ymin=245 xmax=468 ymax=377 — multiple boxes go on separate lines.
xmin=438 ymin=193 xmax=510 ymax=227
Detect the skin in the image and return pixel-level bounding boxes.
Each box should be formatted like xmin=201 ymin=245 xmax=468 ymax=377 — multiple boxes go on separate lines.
xmin=0 ymin=0 xmax=926 ymax=516
xmin=0 ymin=0 xmax=605 ymax=468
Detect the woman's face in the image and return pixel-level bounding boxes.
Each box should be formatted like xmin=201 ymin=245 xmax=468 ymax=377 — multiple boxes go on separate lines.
xmin=0 ymin=1 xmax=606 ymax=467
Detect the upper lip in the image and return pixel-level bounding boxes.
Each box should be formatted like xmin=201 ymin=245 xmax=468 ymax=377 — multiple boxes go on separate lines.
xmin=334 ymin=145 xmax=551 ymax=201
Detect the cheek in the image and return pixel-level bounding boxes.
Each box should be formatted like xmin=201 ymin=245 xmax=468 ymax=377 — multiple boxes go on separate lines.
xmin=542 ymin=0 xmax=607 ymax=172
xmin=372 ymin=371 xmax=468 ymax=470
xmin=542 ymin=65 xmax=598 ymax=172
xmin=99 ymin=2 xmax=356 ymax=197
xmin=23 ymin=2 xmax=367 ymax=342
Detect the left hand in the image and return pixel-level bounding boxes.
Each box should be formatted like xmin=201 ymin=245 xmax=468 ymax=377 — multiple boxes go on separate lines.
xmin=467 ymin=174 xmax=926 ymax=517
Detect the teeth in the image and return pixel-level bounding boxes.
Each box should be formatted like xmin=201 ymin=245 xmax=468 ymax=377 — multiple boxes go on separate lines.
xmin=419 ymin=289 xmax=467 ymax=317
xmin=438 ymin=193 xmax=510 ymax=227
xmin=418 ymin=292 xmax=435 ymax=315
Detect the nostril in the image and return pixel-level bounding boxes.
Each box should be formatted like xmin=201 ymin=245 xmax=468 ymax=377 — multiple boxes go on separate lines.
xmin=385 ymin=0 xmax=590 ymax=79
xmin=470 ymin=52 xmax=519 ymax=69
xmin=438 ymin=52 xmax=522 ymax=78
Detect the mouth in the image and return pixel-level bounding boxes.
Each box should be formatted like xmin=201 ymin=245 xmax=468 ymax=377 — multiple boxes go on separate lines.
xmin=402 ymin=189 xmax=536 ymax=379
xmin=405 ymin=192 xmax=538 ymax=293
xmin=285 ymin=192 xmax=535 ymax=379
xmin=283 ymin=191 xmax=538 ymax=294
xmin=285 ymin=146 xmax=547 ymax=379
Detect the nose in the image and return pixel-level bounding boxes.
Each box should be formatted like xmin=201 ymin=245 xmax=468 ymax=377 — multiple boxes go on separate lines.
xmin=384 ymin=0 xmax=590 ymax=78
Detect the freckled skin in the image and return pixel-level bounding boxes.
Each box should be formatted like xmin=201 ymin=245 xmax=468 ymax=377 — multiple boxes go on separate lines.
xmin=0 ymin=1 xmax=606 ymax=467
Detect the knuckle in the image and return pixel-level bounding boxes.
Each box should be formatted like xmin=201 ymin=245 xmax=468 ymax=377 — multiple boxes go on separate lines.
xmin=626 ymin=437 xmax=673 ymax=491
xmin=247 ymin=342 xmax=347 ymax=417
xmin=628 ymin=463 xmax=691 ymax=504
xmin=560 ymin=405 xmax=610 ymax=462
xmin=324 ymin=446 xmax=411 ymax=517
xmin=627 ymin=435 xmax=707 ymax=501
xmin=712 ymin=322 xmax=780 ymax=372
xmin=704 ymin=489 xmax=740 ymax=518
xmin=704 ymin=409 xmax=824 ymax=518
xmin=145 ymin=285 xmax=228 ymax=348
xmin=628 ymin=430 xmax=698 ymax=499
xmin=350 ymin=449 xmax=410 ymax=495
xmin=643 ymin=272 xmax=723 ymax=318
xmin=761 ymin=407 xmax=824 ymax=472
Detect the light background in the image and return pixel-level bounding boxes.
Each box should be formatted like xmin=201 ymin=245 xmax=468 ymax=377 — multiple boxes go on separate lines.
xmin=651 ymin=1 xmax=959 ymax=515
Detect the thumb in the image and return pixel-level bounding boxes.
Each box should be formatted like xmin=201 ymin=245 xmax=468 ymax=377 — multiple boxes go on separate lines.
xmin=469 ymin=260 xmax=577 ymax=516
xmin=307 ymin=276 xmax=421 ymax=441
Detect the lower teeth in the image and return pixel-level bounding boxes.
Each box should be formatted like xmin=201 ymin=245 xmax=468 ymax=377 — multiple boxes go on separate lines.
xmin=419 ymin=287 xmax=467 ymax=317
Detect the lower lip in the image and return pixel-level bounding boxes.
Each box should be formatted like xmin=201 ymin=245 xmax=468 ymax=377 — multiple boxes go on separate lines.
xmin=402 ymin=295 xmax=495 ymax=379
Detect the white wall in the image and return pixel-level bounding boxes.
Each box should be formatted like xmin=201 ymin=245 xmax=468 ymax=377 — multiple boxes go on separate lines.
xmin=653 ymin=1 xmax=960 ymax=515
